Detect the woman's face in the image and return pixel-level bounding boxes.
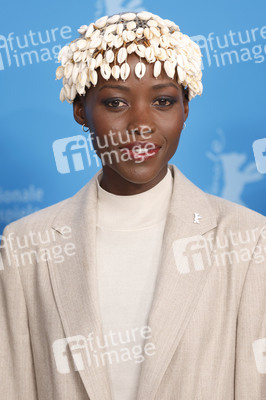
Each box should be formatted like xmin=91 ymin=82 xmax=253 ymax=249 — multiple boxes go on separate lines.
xmin=73 ymin=53 xmax=189 ymax=195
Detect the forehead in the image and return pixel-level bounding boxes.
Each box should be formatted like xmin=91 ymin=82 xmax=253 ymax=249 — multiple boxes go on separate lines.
xmin=85 ymin=53 xmax=182 ymax=97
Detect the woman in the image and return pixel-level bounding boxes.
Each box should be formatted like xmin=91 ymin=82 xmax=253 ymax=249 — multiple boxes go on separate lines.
xmin=0 ymin=11 xmax=265 ymax=400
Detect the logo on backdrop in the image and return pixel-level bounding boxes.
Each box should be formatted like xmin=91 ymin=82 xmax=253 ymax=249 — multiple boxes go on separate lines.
xmin=191 ymin=25 xmax=266 ymax=69
xmin=0 ymin=26 xmax=72 ymax=70
xmin=253 ymin=138 xmax=266 ymax=174
xmin=206 ymin=128 xmax=263 ymax=205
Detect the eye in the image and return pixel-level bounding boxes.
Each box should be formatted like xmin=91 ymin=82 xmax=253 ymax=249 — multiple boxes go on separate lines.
xmin=153 ymin=97 xmax=177 ymax=107
xmin=103 ymin=98 xmax=127 ymax=108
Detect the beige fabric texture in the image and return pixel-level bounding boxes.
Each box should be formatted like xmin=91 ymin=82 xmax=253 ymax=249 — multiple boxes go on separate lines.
xmin=0 ymin=164 xmax=265 ymax=400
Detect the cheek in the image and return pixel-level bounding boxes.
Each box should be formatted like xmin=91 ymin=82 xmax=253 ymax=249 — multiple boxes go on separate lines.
xmin=90 ymin=110 xmax=127 ymax=137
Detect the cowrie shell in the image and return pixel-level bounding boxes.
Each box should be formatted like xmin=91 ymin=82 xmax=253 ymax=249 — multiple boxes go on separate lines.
xmin=176 ymin=54 xmax=188 ymax=68
xmin=56 ymin=65 xmax=64 ymax=80
xmin=145 ymin=47 xmax=155 ymax=63
xmin=105 ymin=49 xmax=114 ymax=63
xmin=137 ymin=11 xmax=152 ymax=20
xmin=153 ymin=16 xmax=166 ymax=28
xmin=85 ymin=23 xmax=94 ymax=38
xmin=120 ymin=62 xmax=130 ymax=81
xmin=70 ymin=84 xmax=77 ymax=101
xmin=113 ymin=35 xmax=123 ymax=48
xmin=126 ymin=30 xmax=136 ymax=41
xmin=64 ymin=63 xmax=73 ymax=79
xmin=164 ymin=19 xmax=175 ymax=28
xmin=144 ymin=27 xmax=153 ymax=40
xmin=164 ymin=60 xmax=175 ymax=78
xmin=160 ymin=35 xmax=170 ymax=48
xmin=78 ymin=25 xmax=87 ymax=34
xmin=90 ymin=29 xmax=101 ymax=40
xmin=105 ymin=24 xmax=117 ymax=34
xmin=126 ymin=42 xmax=137 ymax=54
xmin=135 ymin=62 xmax=146 ymax=79
xmin=76 ymin=82 xmax=86 ymax=96
xmin=72 ymin=64 xmax=79 ymax=83
xmin=64 ymin=84 xmax=71 ymax=99
xmin=147 ymin=19 xmax=158 ymax=27
xmin=107 ymin=14 xmax=120 ymax=24
xmin=135 ymin=44 xmax=145 ymax=57
xmin=95 ymin=53 xmax=103 ymax=68
xmin=150 ymin=26 xmax=160 ymax=37
xmin=177 ymin=66 xmax=186 ymax=83
xmin=153 ymin=60 xmax=161 ymax=78
xmin=116 ymin=23 xmax=124 ymax=35
xmin=150 ymin=37 xmax=160 ymax=47
xmin=61 ymin=56 xmax=69 ymax=66
xmin=127 ymin=21 xmax=136 ymax=30
xmin=121 ymin=12 xmax=136 ymax=21
xmin=77 ymin=39 xmax=87 ymax=50
xmin=122 ymin=30 xmax=129 ymax=42
xmin=58 ymin=45 xmax=72 ymax=59
xmin=135 ymin=27 xmax=144 ymax=38
xmin=155 ymin=48 xmax=166 ymax=61
xmin=87 ymin=57 xmax=96 ymax=71
xmin=166 ymin=48 xmax=174 ymax=60
xmin=70 ymin=42 xmax=78 ymax=52
xmin=104 ymin=32 xmax=115 ymax=43
xmin=94 ymin=16 xmax=108 ymax=29
xmin=78 ymin=70 xmax=87 ymax=86
xmin=88 ymin=37 xmax=102 ymax=49
xmin=100 ymin=63 xmax=112 ymax=80
xmin=81 ymin=50 xmax=88 ymax=62
xmin=73 ymin=51 xmax=82 ymax=62
xmin=111 ymin=65 xmax=120 ymax=80
xmin=60 ymin=87 xmax=66 ymax=102
xmin=100 ymin=39 xmax=107 ymax=50
xmin=117 ymin=47 xmax=127 ymax=64
xmin=89 ymin=70 xmax=98 ymax=86
xmin=161 ymin=27 xmax=170 ymax=35
xmin=78 ymin=61 xmax=86 ymax=71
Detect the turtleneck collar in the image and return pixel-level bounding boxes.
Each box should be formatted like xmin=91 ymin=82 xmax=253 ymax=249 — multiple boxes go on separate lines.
xmin=96 ymin=167 xmax=173 ymax=231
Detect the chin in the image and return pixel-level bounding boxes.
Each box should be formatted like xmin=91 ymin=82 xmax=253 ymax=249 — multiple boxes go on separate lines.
xmin=114 ymin=161 xmax=167 ymax=185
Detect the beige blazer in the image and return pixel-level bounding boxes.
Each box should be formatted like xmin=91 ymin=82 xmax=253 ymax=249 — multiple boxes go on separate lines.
xmin=0 ymin=164 xmax=266 ymax=400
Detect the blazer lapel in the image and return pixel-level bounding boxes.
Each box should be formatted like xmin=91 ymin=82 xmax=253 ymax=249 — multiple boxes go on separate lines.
xmin=137 ymin=164 xmax=218 ymax=400
xmin=48 ymin=170 xmax=112 ymax=400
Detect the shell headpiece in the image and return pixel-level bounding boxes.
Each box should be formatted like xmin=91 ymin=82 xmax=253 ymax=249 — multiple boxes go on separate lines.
xmin=56 ymin=11 xmax=203 ymax=103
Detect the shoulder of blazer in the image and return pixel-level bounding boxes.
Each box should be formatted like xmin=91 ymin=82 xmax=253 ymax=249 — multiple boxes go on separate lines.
xmin=2 ymin=175 xmax=97 ymax=236
xmin=205 ymin=191 xmax=266 ymax=233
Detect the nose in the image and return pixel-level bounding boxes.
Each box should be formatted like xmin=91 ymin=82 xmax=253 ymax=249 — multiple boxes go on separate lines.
xmin=127 ymin=105 xmax=155 ymax=140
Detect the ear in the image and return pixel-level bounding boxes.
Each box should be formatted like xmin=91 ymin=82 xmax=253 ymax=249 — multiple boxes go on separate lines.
xmin=73 ymin=96 xmax=86 ymax=126
xmin=183 ymin=88 xmax=189 ymax=121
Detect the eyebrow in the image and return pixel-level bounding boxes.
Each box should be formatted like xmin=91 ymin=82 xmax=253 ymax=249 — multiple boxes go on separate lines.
xmin=98 ymin=82 xmax=179 ymax=92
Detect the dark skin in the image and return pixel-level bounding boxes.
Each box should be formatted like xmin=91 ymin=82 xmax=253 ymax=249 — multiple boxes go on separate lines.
xmin=73 ymin=53 xmax=189 ymax=195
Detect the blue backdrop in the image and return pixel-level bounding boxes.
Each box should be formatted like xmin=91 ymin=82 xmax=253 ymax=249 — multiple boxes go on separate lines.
xmin=1 ymin=0 xmax=265 ymax=235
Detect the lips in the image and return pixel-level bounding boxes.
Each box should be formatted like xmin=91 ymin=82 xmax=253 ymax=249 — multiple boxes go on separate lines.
xmin=119 ymin=141 xmax=161 ymax=150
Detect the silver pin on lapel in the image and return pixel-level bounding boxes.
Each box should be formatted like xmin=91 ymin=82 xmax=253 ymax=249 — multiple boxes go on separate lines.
xmin=193 ymin=213 xmax=202 ymax=224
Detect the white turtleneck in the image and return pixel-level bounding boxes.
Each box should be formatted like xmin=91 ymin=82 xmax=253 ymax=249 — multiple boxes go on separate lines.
xmin=96 ymin=167 xmax=173 ymax=400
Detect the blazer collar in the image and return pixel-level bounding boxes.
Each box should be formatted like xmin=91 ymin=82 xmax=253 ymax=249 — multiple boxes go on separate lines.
xmin=49 ymin=164 xmax=217 ymax=400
